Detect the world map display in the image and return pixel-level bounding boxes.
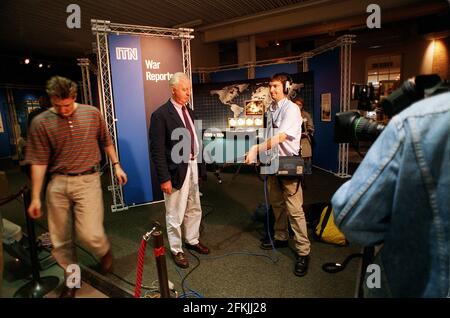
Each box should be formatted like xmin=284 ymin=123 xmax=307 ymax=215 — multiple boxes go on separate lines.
xmin=193 ymin=72 xmax=314 ymax=131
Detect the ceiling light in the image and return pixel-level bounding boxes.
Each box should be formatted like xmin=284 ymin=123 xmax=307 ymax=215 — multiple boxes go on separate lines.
xmin=24 ymin=58 xmax=30 ymax=64
xmin=38 ymin=63 xmax=43 ymax=68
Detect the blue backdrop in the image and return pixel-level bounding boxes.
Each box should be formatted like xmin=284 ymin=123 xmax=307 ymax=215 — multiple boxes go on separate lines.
xmin=0 ymin=88 xmax=44 ymax=158
xmin=309 ymin=48 xmax=341 ymax=172
xmin=0 ymin=89 xmax=11 ymax=157
xmin=109 ymin=34 xmax=153 ymax=205
xmin=108 ymin=34 xmax=184 ymax=206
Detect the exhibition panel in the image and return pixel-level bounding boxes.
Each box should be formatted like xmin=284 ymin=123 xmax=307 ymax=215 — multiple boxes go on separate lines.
xmin=93 ymin=20 xmax=194 ymax=210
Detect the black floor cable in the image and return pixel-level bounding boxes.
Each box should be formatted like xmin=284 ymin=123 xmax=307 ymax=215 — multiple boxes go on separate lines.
xmin=321 ymin=247 xmax=375 ymax=298
xmin=322 ymin=253 xmax=363 ymax=273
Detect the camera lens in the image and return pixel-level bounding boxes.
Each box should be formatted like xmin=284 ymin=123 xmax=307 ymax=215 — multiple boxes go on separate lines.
xmin=353 ymin=116 xmax=385 ymax=142
xmin=334 ymin=111 xmax=384 ymax=143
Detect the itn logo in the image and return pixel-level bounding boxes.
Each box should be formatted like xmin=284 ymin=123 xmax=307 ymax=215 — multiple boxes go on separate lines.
xmin=116 ymin=47 xmax=138 ymax=60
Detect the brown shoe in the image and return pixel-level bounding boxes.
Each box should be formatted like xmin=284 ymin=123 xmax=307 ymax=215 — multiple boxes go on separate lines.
xmin=100 ymin=248 xmax=113 ymax=274
xmin=59 ymin=286 xmax=77 ymax=298
xmin=185 ymin=242 xmax=210 ymax=254
xmin=172 ymin=252 xmax=189 ymax=268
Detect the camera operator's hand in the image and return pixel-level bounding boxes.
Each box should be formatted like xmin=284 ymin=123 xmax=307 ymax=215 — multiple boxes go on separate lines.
xmin=245 ymin=145 xmax=258 ymax=165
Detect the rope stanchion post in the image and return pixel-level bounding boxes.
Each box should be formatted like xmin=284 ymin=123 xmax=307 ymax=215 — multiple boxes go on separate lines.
xmin=13 ymin=187 xmax=59 ymax=298
xmin=151 ymin=223 xmax=170 ymax=298
xmin=134 ymin=221 xmax=171 ymax=298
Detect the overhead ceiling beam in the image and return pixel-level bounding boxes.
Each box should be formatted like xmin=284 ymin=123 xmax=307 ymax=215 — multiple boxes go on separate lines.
xmin=198 ymin=0 xmax=435 ymax=43
xmin=255 ymin=0 xmax=448 ymax=47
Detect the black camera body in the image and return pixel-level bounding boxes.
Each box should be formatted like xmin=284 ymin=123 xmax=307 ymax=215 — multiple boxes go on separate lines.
xmin=335 ymin=74 xmax=448 ymax=143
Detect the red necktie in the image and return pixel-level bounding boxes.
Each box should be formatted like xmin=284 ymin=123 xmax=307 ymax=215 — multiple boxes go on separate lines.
xmin=182 ymin=106 xmax=196 ymax=157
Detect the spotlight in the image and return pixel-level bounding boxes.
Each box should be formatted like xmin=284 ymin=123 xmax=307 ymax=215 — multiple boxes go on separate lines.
xmin=38 ymin=63 xmax=43 ymax=68
xmin=24 ymin=58 xmax=30 ymax=64
xmin=246 ymin=118 xmax=254 ymax=126
xmin=237 ymin=118 xmax=245 ymax=126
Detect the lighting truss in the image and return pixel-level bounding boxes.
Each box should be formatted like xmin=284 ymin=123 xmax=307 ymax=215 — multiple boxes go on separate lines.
xmin=92 ymin=19 xmax=194 ymax=212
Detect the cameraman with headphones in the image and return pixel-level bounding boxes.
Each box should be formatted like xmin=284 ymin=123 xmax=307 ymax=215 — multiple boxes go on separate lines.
xmin=245 ymin=73 xmax=311 ymax=277
xmin=332 ymin=78 xmax=450 ymax=297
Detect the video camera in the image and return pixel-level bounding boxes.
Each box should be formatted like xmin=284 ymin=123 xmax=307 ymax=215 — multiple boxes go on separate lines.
xmin=334 ymin=74 xmax=447 ymax=143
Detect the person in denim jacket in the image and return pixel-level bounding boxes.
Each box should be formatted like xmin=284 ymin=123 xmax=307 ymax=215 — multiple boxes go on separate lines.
xmin=332 ymin=91 xmax=450 ymax=297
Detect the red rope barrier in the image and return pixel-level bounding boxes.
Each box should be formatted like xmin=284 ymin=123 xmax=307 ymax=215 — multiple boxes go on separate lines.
xmin=134 ymin=239 xmax=147 ymax=298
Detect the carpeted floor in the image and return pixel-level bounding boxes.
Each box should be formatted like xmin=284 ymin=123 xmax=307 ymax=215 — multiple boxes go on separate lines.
xmin=1 ymin=159 xmax=363 ymax=298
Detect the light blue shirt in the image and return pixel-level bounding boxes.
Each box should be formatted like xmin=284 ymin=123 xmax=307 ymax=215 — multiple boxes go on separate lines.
xmin=266 ymin=97 xmax=302 ymax=156
xmin=332 ymin=91 xmax=450 ymax=297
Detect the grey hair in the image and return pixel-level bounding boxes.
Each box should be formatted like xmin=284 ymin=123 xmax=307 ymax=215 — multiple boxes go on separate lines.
xmin=169 ymin=72 xmax=189 ymax=87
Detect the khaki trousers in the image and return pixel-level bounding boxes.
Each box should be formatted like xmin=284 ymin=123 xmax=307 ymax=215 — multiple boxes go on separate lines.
xmin=268 ymin=176 xmax=310 ymax=256
xmin=46 ymin=173 xmax=110 ymax=269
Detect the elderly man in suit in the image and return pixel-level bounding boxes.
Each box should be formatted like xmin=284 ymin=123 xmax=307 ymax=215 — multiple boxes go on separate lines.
xmin=149 ymin=72 xmax=209 ymax=269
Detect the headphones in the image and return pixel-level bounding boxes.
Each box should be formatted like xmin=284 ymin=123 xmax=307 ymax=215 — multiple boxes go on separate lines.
xmin=272 ymin=73 xmax=293 ymax=95
xmin=285 ymin=78 xmax=292 ymax=95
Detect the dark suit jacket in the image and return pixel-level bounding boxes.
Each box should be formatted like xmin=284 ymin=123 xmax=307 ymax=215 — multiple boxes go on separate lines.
xmin=149 ymin=100 xmax=206 ymax=190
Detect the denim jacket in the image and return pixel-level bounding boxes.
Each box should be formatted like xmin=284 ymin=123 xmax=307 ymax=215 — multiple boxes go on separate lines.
xmin=332 ymin=91 xmax=450 ymax=297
